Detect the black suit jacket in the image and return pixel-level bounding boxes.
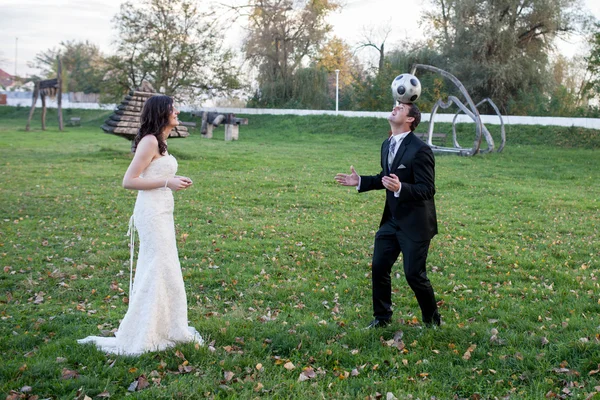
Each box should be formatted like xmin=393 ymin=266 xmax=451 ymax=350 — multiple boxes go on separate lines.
xmin=359 ymin=132 xmax=438 ymax=242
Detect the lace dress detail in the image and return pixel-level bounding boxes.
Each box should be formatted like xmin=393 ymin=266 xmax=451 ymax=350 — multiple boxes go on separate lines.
xmin=78 ymin=155 xmax=202 ymax=355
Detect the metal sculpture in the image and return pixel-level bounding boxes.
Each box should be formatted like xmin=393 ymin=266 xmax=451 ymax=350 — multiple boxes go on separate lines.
xmin=410 ymin=64 xmax=506 ymax=156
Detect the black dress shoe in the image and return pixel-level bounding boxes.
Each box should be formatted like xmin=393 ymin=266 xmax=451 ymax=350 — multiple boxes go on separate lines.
xmin=424 ymin=311 xmax=442 ymax=327
xmin=365 ymin=319 xmax=391 ymax=329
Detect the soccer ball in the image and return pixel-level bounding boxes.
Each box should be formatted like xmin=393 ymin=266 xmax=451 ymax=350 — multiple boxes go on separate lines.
xmin=391 ymin=73 xmax=421 ymax=103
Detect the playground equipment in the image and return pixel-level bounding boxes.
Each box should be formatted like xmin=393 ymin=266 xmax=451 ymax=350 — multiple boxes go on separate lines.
xmin=25 ymin=56 xmax=64 ymax=131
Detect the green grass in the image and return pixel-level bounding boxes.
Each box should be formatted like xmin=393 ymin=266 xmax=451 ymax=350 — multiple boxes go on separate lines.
xmin=1 ymin=106 xmax=599 ymax=399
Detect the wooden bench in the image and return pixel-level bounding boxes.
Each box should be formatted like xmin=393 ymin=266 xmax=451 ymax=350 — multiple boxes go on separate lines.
xmin=179 ymin=121 xmax=196 ymax=128
xmin=67 ymin=117 xmax=81 ymax=127
xmin=190 ymin=111 xmax=249 ymax=141
xmin=415 ymin=132 xmax=447 ymax=146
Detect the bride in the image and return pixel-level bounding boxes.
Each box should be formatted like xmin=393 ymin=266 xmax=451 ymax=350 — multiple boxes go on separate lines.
xmin=78 ymin=95 xmax=203 ymax=355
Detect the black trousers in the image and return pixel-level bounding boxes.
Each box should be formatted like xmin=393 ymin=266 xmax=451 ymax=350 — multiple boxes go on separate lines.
xmin=371 ymin=219 xmax=438 ymax=323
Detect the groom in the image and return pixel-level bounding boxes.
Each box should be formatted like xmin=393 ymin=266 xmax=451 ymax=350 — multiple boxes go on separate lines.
xmin=335 ymin=102 xmax=441 ymax=328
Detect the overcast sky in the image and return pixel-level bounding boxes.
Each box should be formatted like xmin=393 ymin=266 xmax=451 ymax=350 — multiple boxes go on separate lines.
xmin=0 ymin=0 xmax=598 ymax=77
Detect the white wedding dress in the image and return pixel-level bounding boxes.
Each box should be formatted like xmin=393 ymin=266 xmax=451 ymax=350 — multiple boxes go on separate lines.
xmin=78 ymin=154 xmax=203 ymax=355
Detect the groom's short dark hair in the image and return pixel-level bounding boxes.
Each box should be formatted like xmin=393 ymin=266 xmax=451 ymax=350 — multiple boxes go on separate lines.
xmin=407 ymin=103 xmax=421 ymax=131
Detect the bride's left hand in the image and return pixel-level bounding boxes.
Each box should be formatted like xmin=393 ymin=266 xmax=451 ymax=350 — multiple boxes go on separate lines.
xmin=179 ymin=176 xmax=193 ymax=187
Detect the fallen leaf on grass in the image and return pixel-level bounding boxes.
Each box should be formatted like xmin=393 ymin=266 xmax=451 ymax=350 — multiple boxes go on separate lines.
xmin=96 ymin=391 xmax=111 ymax=398
xmin=298 ymin=367 xmax=316 ymax=382
xmin=338 ymin=370 xmax=350 ymax=380
xmin=589 ymin=364 xmax=600 ymax=376
xmin=178 ymin=364 xmax=194 ymax=373
xmin=254 ymin=382 xmax=264 ymax=392
xmin=552 ymin=367 xmax=580 ymax=376
xmin=62 ymin=368 xmax=79 ymax=379
xmin=33 ymin=292 xmax=45 ymax=304
xmin=380 ymin=331 xmax=405 ymax=351
xmin=463 ymin=344 xmax=477 ymax=360
xmin=541 ymin=337 xmax=549 ymax=346
xmin=284 ymin=361 xmax=295 ymax=371
xmin=224 ymin=371 xmax=235 ymax=382
xmin=128 ymin=375 xmax=149 ymax=392
xmin=24 ymin=349 xmax=37 ymax=357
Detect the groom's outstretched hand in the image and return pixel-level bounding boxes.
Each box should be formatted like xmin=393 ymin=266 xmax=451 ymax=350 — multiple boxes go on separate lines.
xmin=335 ymin=166 xmax=359 ymax=187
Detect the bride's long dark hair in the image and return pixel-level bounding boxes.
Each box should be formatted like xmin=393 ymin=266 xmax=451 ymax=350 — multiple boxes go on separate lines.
xmin=133 ymin=95 xmax=173 ymax=155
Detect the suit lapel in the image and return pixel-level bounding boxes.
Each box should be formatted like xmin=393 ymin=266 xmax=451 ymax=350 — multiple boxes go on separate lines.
xmin=390 ymin=132 xmax=413 ymax=172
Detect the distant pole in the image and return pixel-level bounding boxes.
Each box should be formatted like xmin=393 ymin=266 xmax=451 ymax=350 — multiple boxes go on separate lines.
xmin=15 ymin=37 xmax=18 ymax=77
xmin=335 ymin=69 xmax=340 ymax=115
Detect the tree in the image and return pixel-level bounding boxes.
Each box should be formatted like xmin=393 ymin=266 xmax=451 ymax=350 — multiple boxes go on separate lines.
xmin=107 ymin=0 xmax=240 ymax=102
xmin=585 ymin=23 xmax=600 ymax=99
xmin=355 ymin=24 xmax=392 ymax=74
xmin=315 ymin=36 xmax=362 ymax=108
xmin=422 ymin=0 xmax=588 ymax=113
xmin=29 ymin=40 xmax=105 ymax=93
xmin=551 ymin=54 xmax=589 ymax=106
xmin=244 ymin=0 xmax=340 ymax=107
xmin=317 ymin=37 xmax=359 ymax=86
xmin=350 ymin=45 xmax=445 ymax=112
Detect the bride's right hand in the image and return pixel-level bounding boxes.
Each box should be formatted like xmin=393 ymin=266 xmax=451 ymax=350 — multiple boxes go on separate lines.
xmin=166 ymin=178 xmax=193 ymax=191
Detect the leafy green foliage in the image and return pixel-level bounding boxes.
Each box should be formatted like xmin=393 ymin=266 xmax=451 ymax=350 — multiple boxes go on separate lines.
xmin=245 ymin=0 xmax=340 ymax=108
xmin=421 ymin=0 xmax=588 ymax=114
xmin=585 ymin=22 xmax=600 ymax=100
xmin=0 ymin=107 xmax=599 ymax=399
xmin=29 ymin=40 xmax=105 ymax=94
xmin=106 ymin=0 xmax=240 ymax=103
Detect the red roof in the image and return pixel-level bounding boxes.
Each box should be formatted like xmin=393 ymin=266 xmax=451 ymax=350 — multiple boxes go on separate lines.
xmin=0 ymin=68 xmax=14 ymax=87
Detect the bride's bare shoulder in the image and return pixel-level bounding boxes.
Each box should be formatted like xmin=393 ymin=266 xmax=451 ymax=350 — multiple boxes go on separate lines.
xmin=139 ymin=135 xmax=158 ymax=145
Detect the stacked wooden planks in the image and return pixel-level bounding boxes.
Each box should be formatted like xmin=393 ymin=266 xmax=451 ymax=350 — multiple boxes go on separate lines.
xmin=101 ymin=90 xmax=189 ymax=140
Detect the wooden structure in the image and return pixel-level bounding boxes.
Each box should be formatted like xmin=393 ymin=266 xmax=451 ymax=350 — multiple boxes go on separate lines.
xmin=67 ymin=117 xmax=81 ymax=127
xmin=190 ymin=111 xmax=248 ymax=141
xmin=26 ymin=56 xmax=64 ymax=131
xmin=101 ymin=82 xmax=189 ymax=143
xmin=410 ymin=64 xmax=506 ymax=156
xmin=415 ymin=132 xmax=447 ymax=146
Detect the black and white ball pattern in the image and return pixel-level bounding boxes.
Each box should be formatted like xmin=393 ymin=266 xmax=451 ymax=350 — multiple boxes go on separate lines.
xmin=391 ymin=73 xmax=421 ymax=103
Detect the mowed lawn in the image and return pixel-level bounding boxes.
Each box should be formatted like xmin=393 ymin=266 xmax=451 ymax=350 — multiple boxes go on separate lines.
xmin=0 ymin=107 xmax=599 ymax=399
